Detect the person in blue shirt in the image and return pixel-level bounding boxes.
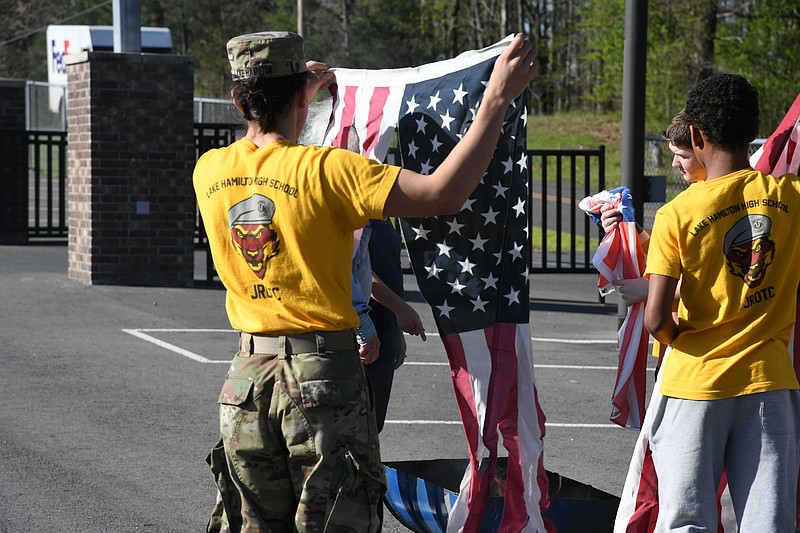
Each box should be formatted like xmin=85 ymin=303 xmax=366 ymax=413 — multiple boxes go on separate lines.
xmin=352 ymin=218 xmax=426 ymax=431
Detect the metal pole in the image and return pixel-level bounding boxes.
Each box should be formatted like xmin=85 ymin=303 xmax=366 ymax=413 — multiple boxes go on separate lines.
xmin=113 ymin=0 xmax=141 ymax=53
xmin=297 ymin=0 xmax=305 ymax=36
xmin=619 ymin=0 xmax=648 ymax=327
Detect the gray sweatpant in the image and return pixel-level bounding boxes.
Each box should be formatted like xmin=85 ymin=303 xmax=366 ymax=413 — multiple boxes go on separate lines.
xmin=649 ymin=389 xmax=800 ymax=532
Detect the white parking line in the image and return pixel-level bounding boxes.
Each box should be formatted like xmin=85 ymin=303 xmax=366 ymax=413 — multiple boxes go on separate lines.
xmin=384 ymin=420 xmax=623 ymax=428
xmin=545 ymin=422 xmax=624 ymax=428
xmin=422 ymin=332 xmax=618 ymax=345
xmin=402 ymin=362 xmax=623 ymax=370
xmin=122 ymin=328 xmax=231 ymax=364
xmin=533 ymin=337 xmax=617 ymax=345
xmin=122 ymin=328 xmax=630 ymax=428
xmin=125 ymin=328 xmax=233 ymax=333
xmin=384 ymin=420 xmax=463 ymax=425
xmin=122 ymin=328 xmax=620 ymax=366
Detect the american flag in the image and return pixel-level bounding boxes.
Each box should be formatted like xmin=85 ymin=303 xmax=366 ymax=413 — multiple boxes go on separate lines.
xmin=751 ymin=92 xmax=800 ymax=176
xmin=579 ymin=187 xmax=648 ymax=430
xmin=613 ymin=350 xmax=738 ymax=533
xmin=322 ymin=37 xmax=554 ymax=533
xmin=614 ymin=93 xmax=800 ymax=533
xmin=751 ymin=92 xmax=800 ymax=531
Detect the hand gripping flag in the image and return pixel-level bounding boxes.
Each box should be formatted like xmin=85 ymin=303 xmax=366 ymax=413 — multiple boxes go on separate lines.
xmin=322 ymin=37 xmax=554 ymax=533
xmin=578 ymin=187 xmax=648 ymax=430
xmin=614 ymin=93 xmax=800 ymax=533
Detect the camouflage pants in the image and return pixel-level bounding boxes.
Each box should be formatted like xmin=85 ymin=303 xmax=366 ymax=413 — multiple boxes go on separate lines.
xmin=206 ymin=337 xmax=386 ymax=533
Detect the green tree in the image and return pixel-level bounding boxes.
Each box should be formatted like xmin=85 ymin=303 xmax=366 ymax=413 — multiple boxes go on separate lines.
xmin=2 ymin=0 xmax=800 ymax=136
xmin=141 ymin=0 xmax=298 ymax=98
xmin=715 ymin=0 xmax=800 ymax=134
xmin=644 ymin=0 xmax=697 ymax=129
xmin=0 ymin=0 xmax=113 ymax=81
xmin=579 ymin=0 xmax=625 ymax=114
xmin=344 ymin=0 xmax=450 ymax=68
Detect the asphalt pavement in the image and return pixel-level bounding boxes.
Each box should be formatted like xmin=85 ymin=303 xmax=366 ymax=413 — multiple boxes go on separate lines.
xmin=0 ymin=243 xmax=650 ymax=532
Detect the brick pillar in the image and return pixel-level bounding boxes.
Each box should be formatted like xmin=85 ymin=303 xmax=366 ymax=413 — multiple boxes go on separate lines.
xmin=65 ymin=52 xmax=196 ymax=286
xmin=0 ymin=79 xmax=28 ymax=244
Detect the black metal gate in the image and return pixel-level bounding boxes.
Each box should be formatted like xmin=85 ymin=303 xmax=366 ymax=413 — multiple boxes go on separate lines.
xmin=194 ymin=123 xmax=242 ymax=283
xmin=528 ymin=146 xmax=606 ymax=273
xmin=193 ymin=140 xmax=606 ymax=283
xmin=0 ymin=130 xmax=68 ymax=241
xmin=28 ymin=131 xmax=68 ymax=239
xmin=15 ymin=124 xmax=605 ymax=280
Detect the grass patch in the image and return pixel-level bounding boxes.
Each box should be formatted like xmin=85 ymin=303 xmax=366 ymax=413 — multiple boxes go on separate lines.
xmin=528 ymin=112 xmax=623 ymax=189
xmin=531 ymin=226 xmax=595 ymax=253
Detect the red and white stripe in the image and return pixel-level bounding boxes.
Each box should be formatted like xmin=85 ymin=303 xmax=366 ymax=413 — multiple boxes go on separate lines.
xmin=319 ymin=38 xmax=553 ymax=531
xmin=579 ymin=190 xmax=649 ymax=430
xmin=443 ymin=324 xmax=554 ymax=533
xmin=325 ymin=79 xmax=403 ymax=160
xmin=751 ymin=92 xmax=800 ymax=176
xmin=322 ymin=36 xmax=513 ymax=161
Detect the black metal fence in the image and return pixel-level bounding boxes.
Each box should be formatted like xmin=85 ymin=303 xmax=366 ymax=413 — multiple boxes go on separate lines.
xmin=529 ymin=146 xmax=606 ymax=273
xmin=15 ymin=125 xmax=236 ymax=243
xmin=19 ymin=125 xmax=606 ymax=282
xmin=28 ymin=131 xmax=68 ymax=238
xmin=0 ymin=130 xmax=69 ymax=240
xmin=194 ymin=123 xmax=242 ymax=282
xmin=385 ymin=145 xmax=607 ymax=275
xmin=195 ymin=123 xmax=240 ymax=157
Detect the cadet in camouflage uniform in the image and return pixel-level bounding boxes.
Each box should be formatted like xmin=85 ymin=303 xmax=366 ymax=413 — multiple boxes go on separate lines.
xmin=193 ymin=31 xmax=537 ymax=532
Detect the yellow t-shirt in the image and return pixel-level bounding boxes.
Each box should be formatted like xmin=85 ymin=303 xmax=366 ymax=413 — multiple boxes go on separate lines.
xmin=194 ymin=138 xmax=400 ymax=334
xmin=646 ymin=168 xmax=800 ymax=400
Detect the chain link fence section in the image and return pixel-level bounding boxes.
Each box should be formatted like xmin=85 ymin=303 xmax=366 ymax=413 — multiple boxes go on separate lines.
xmin=194 ymin=97 xmax=243 ymax=125
xmin=25 ymin=83 xmax=243 ymax=131
xmin=642 ymin=135 xmax=765 ymax=229
xmin=26 ymin=81 xmax=66 ymax=131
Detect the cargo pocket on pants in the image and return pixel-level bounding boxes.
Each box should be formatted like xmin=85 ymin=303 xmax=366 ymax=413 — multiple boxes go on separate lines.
xmin=205 ymin=437 xmax=242 ymax=533
xmin=218 ymin=375 xmax=256 ymax=407
xmin=323 ymin=446 xmax=385 ymax=533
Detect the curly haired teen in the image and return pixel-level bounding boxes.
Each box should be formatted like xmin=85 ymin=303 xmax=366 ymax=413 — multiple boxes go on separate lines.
xmin=645 ymin=74 xmax=800 ymax=532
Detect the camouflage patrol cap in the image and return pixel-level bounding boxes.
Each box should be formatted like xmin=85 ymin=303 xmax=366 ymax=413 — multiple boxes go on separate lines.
xmin=227 ymin=31 xmax=307 ymax=81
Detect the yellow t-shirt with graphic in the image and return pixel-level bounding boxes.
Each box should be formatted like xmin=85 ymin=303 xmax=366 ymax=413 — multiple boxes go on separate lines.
xmin=194 ymin=138 xmax=400 ymax=334
xmin=646 ymin=168 xmax=800 ymax=400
